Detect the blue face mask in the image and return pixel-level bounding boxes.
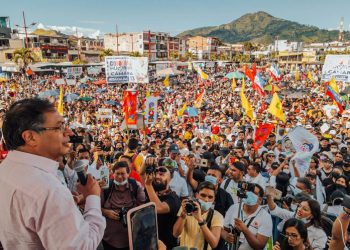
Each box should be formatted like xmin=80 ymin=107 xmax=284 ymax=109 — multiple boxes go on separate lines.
xmin=205 ymin=175 xmax=217 ymax=185
xmin=243 ymin=191 xmax=258 ymax=206
xmin=293 ymin=187 xmax=302 ymax=195
xmin=198 ymin=199 xmax=213 ymax=211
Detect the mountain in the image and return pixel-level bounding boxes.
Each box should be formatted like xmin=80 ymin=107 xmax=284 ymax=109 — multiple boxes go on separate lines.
xmin=177 ymin=11 xmax=349 ymax=44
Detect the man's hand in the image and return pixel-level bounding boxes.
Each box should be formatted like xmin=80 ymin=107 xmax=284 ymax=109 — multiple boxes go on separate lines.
xmin=191 ymin=200 xmax=203 ymax=223
xmin=234 ymin=218 xmax=248 ymax=233
xmin=76 ymin=174 xmax=101 ymax=198
xmin=104 ymin=209 xmax=120 ymax=220
xmin=187 ymin=157 xmax=195 ymax=170
xmin=224 ymin=230 xmax=235 ymax=244
xmin=145 ymin=173 xmax=155 ymax=186
xmin=72 ymin=191 xmax=84 ymax=205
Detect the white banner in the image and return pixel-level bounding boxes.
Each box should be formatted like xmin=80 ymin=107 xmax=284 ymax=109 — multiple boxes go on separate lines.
xmin=105 ymin=56 xmax=149 ymax=83
xmin=87 ymin=66 xmax=102 ymax=75
xmin=67 ymin=67 xmax=83 ymax=77
xmin=321 ymin=55 xmax=350 ymax=82
xmin=97 ymin=108 xmax=113 ymax=119
xmin=144 ymin=96 xmax=160 ymax=125
xmin=287 ymin=126 xmax=319 ymax=176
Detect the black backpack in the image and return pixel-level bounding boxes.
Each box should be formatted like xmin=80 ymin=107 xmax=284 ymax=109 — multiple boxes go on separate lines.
xmin=103 ymin=178 xmax=139 ymax=204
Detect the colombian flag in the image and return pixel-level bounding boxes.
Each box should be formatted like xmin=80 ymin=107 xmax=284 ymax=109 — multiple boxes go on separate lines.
xmin=326 ymin=78 xmax=343 ymax=114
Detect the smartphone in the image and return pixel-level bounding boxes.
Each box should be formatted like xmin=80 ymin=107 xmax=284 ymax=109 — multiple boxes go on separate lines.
xmin=127 ymin=202 xmax=158 ymax=250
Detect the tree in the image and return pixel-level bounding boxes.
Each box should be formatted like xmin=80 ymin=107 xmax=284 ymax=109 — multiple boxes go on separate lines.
xmin=72 ymin=58 xmax=88 ymax=65
xmin=130 ymin=51 xmax=142 ymax=57
xmin=169 ymin=51 xmax=179 ymax=60
xmin=13 ymin=48 xmax=35 ymax=74
xmin=99 ymin=49 xmax=114 ymax=60
xmin=243 ymin=42 xmax=255 ymax=54
xmin=185 ymin=51 xmax=195 ymax=60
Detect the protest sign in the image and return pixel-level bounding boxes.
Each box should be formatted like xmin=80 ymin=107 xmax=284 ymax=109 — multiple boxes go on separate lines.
xmin=144 ymin=96 xmax=160 ymax=125
xmin=97 ymin=108 xmax=113 ymax=119
xmin=67 ymin=67 xmax=83 ymax=77
xmin=321 ymin=55 xmax=350 ymax=82
xmin=87 ymin=66 xmax=102 ymax=75
xmin=55 ymin=78 xmax=66 ymax=85
xmin=105 ymin=56 xmax=149 ymax=83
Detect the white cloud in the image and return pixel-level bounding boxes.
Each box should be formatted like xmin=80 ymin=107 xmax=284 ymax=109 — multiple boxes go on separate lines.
xmin=35 ymin=23 xmax=103 ymax=39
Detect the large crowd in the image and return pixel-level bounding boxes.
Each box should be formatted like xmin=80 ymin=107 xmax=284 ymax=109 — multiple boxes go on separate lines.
xmin=1 ymin=62 xmax=350 ymax=250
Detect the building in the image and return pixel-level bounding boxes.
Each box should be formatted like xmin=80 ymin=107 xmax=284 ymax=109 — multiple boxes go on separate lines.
xmin=186 ymin=36 xmax=221 ymax=60
xmin=270 ymin=40 xmax=303 ymax=53
xmin=104 ymin=31 xmax=184 ymax=61
xmin=68 ymin=36 xmax=104 ymax=62
xmin=278 ymin=51 xmax=318 ymax=65
xmin=217 ymin=43 xmax=244 ymax=59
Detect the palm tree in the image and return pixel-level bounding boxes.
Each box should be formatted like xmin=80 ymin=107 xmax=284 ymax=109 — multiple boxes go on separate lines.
xmin=13 ymin=48 xmax=35 ymax=74
xmin=99 ymin=49 xmax=114 ymax=60
xmin=130 ymin=51 xmax=142 ymax=57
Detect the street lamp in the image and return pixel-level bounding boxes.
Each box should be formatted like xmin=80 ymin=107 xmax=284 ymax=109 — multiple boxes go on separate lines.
xmin=15 ymin=11 xmax=36 ymax=48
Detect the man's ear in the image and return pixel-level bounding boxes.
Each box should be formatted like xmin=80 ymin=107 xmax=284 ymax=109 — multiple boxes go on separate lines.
xmin=21 ymin=130 xmax=39 ymax=147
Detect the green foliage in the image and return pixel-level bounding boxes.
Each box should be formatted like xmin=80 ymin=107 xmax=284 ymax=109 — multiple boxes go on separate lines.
xmin=72 ymin=58 xmax=88 ymax=65
xmin=99 ymin=49 xmax=114 ymax=60
xmin=130 ymin=51 xmax=142 ymax=57
xmin=178 ymin=11 xmax=348 ymax=44
xmin=13 ymin=48 xmax=35 ymax=72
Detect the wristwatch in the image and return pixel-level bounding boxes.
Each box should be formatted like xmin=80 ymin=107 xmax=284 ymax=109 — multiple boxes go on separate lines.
xmin=198 ymin=220 xmax=206 ymax=227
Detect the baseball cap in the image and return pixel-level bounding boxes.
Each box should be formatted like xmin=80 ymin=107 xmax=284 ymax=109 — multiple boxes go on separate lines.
xmin=169 ymin=144 xmax=180 ymax=154
xmin=232 ymin=161 xmax=245 ymax=172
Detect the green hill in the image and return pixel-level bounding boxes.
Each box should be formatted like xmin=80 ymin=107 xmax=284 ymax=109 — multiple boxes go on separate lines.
xmin=178 ymin=11 xmax=348 ymax=44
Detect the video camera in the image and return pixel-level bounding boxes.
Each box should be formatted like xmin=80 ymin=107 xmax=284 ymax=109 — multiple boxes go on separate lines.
xmin=185 ymin=199 xmax=198 ymax=215
xmin=237 ymin=181 xmax=255 ymax=199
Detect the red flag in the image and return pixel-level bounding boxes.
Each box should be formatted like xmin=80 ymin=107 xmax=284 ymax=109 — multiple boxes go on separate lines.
xmin=253 ymin=123 xmax=275 ymax=151
xmin=252 ymin=63 xmax=257 ymax=78
xmin=243 ymin=65 xmax=255 ymax=83
xmin=123 ymin=91 xmax=138 ymax=126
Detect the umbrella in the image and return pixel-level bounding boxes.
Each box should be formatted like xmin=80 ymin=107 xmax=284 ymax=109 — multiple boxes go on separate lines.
xmin=93 ymin=79 xmax=107 ymax=85
xmin=80 ymin=76 xmax=94 ymax=83
xmin=264 ymin=85 xmax=281 ymax=91
xmin=156 ymin=68 xmax=185 ymax=77
xmin=38 ymin=89 xmax=59 ymax=98
xmin=64 ymin=93 xmax=79 ymax=102
xmin=105 ymin=100 xmax=117 ymax=106
xmin=78 ymin=83 xmax=88 ymax=89
xmin=37 ymin=79 xmax=46 ymax=85
xmin=225 ymin=71 xmax=245 ymax=79
xmin=78 ymin=96 xmax=93 ymax=102
xmin=96 ymin=88 xmax=107 ymax=93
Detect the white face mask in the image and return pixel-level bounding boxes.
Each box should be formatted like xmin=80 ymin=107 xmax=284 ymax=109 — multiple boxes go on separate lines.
xmin=80 ymin=159 xmax=89 ymax=166
xmin=283 ymin=169 xmax=290 ymax=175
xmin=114 ymin=179 xmax=128 ymax=186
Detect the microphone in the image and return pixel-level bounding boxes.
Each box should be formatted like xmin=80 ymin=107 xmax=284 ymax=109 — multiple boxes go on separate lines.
xmin=73 ymin=160 xmax=89 ymax=185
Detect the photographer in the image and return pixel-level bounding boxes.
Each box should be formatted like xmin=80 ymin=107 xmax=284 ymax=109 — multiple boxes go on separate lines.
xmin=222 ymin=183 xmax=272 ymax=250
xmin=101 ymin=161 xmax=145 ymax=250
xmin=173 ymin=181 xmax=224 ymax=250
xmin=220 ymin=161 xmax=245 ymax=203
xmin=143 ymin=157 xmax=181 ymax=249
xmin=329 ymin=194 xmax=350 ymax=249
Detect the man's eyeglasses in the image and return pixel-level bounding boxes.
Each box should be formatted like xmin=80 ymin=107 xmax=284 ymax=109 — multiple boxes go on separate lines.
xmin=36 ymin=122 xmax=69 ymax=133
xmin=155 ymin=167 xmax=168 ymax=173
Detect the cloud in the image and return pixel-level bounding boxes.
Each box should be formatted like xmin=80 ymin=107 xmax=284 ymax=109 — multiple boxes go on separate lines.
xmin=36 ymin=23 xmax=103 ymax=39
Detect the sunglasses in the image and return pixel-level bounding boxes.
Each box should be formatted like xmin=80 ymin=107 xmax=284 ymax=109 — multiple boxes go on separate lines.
xmin=155 ymin=167 xmax=168 ymax=173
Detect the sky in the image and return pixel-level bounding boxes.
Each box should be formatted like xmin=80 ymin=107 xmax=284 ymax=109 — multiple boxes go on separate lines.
xmin=2 ymin=0 xmax=350 ymax=38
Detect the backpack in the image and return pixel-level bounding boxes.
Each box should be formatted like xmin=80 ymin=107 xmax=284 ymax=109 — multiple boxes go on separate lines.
xmin=103 ymin=178 xmax=139 ymax=205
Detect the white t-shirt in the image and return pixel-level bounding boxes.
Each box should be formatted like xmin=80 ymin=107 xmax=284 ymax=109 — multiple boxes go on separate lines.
xmin=245 ymin=174 xmax=267 ymax=190
xmin=220 ymin=179 xmax=239 ymax=204
xmin=224 ymin=204 xmax=273 ymax=250
xmin=169 ymin=171 xmax=189 ymax=198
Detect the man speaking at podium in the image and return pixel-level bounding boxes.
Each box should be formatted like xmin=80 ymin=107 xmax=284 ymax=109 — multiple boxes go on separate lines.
xmin=0 ymin=99 xmax=106 ymax=249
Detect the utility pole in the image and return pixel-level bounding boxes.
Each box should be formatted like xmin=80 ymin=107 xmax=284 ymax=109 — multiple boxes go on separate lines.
xmin=15 ymin=11 xmax=36 ymax=48
xmin=76 ymin=27 xmax=81 ymax=60
xmin=148 ymin=30 xmax=151 ymax=61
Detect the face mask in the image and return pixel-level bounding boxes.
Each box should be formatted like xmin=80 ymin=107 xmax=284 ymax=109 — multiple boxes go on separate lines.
xmin=299 ymin=217 xmax=311 ymax=224
xmin=198 ymin=200 xmax=213 ymax=211
xmin=282 ymin=169 xmax=290 ymax=175
xmin=331 ymin=148 xmax=338 ymax=153
xmin=152 ymin=182 xmax=167 ymax=192
xmin=293 ymin=187 xmax=302 ymax=195
xmin=205 ymin=175 xmax=217 ymax=185
xmin=243 ymin=191 xmax=258 ymax=206
xmin=80 ymin=159 xmax=89 ymax=166
xmin=290 ymin=203 xmax=298 ymax=211
xmin=114 ymin=179 xmax=128 ymax=186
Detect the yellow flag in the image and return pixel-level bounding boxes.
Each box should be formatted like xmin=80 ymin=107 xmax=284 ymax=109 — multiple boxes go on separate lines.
xmin=194 ymin=91 xmax=205 ymax=109
xmin=295 ymin=70 xmax=299 ymax=81
xmin=177 ymin=103 xmax=187 ymax=117
xmin=329 ymin=77 xmax=339 ymax=93
xmin=146 ymin=90 xmax=151 ymax=97
xmin=268 ymin=93 xmax=285 ymax=123
xmin=307 ymin=71 xmax=315 ymax=83
xmin=57 ymin=85 xmax=64 ymax=116
xmin=197 ymin=67 xmax=208 ymax=80
xmin=163 ymin=75 xmax=170 ymax=87
xmin=231 ymin=78 xmax=236 ymax=92
xmin=240 ymin=78 xmax=254 ymax=119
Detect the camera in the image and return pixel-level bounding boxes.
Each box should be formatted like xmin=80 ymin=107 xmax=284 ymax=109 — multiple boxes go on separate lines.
xmin=145 ymin=164 xmax=157 ymax=175
xmin=119 ymin=207 xmax=128 ymax=227
xmin=238 ymin=181 xmax=255 ymax=192
xmin=185 ymin=199 xmax=198 ymax=214
xmin=280 ymin=194 xmax=294 ymax=207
